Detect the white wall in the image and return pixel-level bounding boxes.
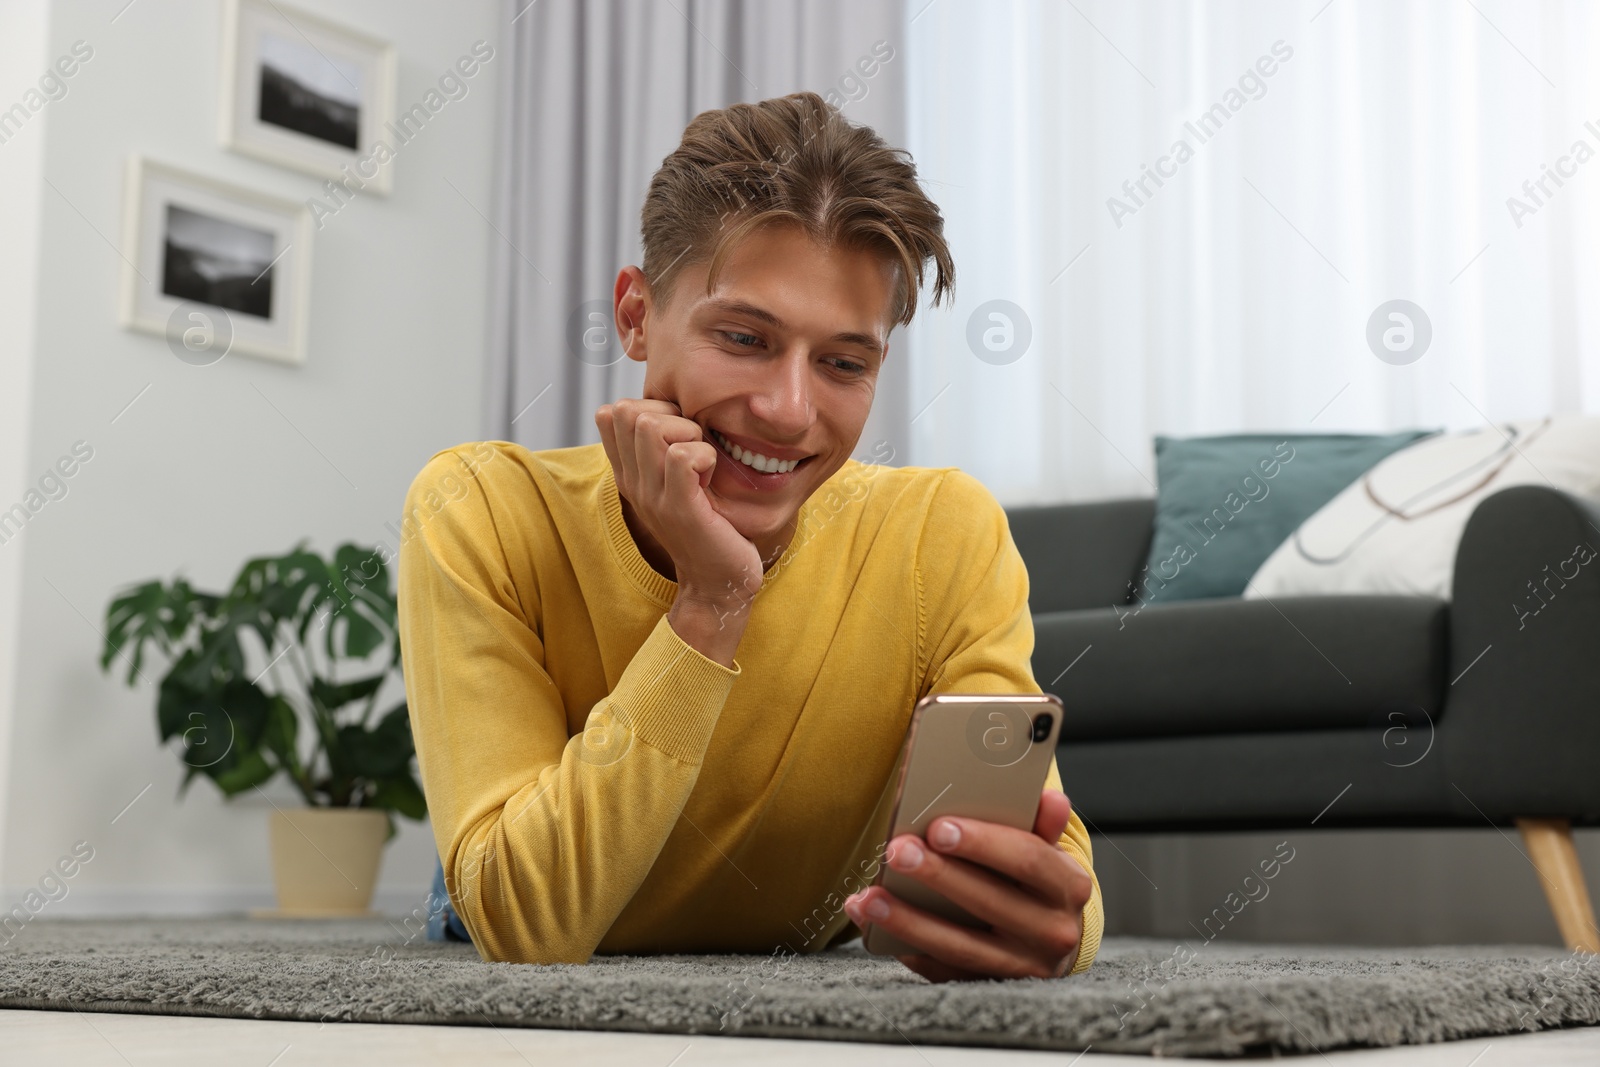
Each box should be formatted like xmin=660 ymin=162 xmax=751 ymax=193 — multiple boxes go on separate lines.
xmin=0 ymin=1 xmax=52 ymax=903
xmin=0 ymin=0 xmax=499 ymax=915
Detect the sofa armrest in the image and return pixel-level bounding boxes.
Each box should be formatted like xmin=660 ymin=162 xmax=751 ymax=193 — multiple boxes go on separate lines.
xmin=1006 ymin=498 xmax=1155 ymax=614
xmin=1444 ymin=485 xmax=1600 ymax=819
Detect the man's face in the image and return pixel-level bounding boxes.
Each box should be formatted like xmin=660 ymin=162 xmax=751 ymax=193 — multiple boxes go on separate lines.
xmin=614 ymin=224 xmax=897 ymax=551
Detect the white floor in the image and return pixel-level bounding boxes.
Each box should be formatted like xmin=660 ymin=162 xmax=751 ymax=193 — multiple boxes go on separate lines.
xmin=2 ymin=1009 xmax=1597 ymax=1065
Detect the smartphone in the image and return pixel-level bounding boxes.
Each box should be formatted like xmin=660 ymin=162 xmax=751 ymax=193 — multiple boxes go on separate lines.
xmin=862 ymin=692 xmax=1063 ymax=956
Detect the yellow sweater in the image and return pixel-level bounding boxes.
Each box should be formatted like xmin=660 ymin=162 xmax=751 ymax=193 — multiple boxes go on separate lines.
xmin=396 ymin=439 xmax=1103 ymax=974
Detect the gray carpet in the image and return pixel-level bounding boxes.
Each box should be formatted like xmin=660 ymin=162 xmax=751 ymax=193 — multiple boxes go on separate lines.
xmin=1 ymin=919 xmax=1598 ymax=1057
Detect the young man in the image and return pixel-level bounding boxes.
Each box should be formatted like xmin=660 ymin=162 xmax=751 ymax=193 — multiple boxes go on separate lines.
xmin=398 ymin=91 xmax=1102 ymax=981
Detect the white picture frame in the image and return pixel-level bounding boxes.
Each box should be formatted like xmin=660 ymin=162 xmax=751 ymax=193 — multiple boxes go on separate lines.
xmin=119 ymin=156 xmax=314 ymax=366
xmin=219 ymin=0 xmax=397 ymax=196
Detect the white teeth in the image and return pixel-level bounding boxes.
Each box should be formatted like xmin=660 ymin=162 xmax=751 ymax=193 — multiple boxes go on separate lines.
xmin=713 ymin=430 xmax=801 ymax=474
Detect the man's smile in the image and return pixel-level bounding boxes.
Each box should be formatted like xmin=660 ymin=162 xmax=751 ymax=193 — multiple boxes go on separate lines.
xmin=708 ymin=426 xmax=816 ymax=475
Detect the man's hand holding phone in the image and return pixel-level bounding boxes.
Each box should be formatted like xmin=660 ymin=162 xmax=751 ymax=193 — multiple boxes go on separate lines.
xmin=595 ymin=398 xmax=763 ymax=667
xmin=844 ymin=787 xmax=1094 ymax=982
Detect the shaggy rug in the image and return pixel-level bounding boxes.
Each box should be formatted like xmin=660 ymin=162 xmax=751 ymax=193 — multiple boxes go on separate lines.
xmin=1 ymin=919 xmax=1598 ymax=1057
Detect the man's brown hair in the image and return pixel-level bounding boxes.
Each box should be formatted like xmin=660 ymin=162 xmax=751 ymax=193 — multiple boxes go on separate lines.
xmin=640 ymin=91 xmax=955 ymax=331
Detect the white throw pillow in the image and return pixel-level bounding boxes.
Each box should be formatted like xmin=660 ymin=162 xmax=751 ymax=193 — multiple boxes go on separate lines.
xmin=1244 ymin=416 xmax=1600 ymax=600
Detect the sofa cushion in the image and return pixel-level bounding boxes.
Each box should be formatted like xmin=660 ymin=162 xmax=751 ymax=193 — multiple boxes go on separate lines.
xmin=1143 ymin=430 xmax=1435 ymax=603
xmin=1035 ymin=595 xmax=1448 ymax=741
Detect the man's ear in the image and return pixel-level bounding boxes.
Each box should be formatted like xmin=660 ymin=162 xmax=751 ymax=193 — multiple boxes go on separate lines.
xmin=614 ymin=266 xmax=651 ymax=363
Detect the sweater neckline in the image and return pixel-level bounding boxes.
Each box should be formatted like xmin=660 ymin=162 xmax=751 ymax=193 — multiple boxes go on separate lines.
xmin=599 ymin=459 xmax=815 ymax=607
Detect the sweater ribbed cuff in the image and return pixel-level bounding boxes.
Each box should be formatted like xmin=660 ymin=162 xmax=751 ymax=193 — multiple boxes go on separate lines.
xmin=1070 ymin=873 xmax=1104 ymax=976
xmin=612 ymin=613 xmax=741 ymax=764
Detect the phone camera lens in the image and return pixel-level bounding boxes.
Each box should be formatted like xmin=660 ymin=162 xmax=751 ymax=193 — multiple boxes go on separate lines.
xmin=1031 ymin=713 xmax=1052 ymax=743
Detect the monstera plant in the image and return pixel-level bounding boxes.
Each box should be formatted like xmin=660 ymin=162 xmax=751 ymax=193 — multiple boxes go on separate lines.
xmin=100 ymin=543 xmax=424 ymax=914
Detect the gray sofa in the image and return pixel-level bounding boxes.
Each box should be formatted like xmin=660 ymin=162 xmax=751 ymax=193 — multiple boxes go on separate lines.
xmin=1008 ymin=484 xmax=1600 ymax=951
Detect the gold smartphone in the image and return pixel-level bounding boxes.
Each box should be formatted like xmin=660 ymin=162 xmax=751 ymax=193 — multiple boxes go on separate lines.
xmin=862 ymin=692 xmax=1064 ymax=957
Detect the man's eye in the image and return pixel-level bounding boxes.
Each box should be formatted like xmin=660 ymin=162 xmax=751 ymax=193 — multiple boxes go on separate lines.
xmin=723 ymin=331 xmax=762 ymax=347
xmin=828 ymin=358 xmax=868 ymax=376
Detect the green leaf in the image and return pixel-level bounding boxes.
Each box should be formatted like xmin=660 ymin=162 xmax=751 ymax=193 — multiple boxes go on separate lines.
xmin=166 ymin=578 xmax=219 ymax=638
xmin=102 ymin=580 xmax=162 ymax=668
xmin=335 ymin=704 xmax=414 ymax=781
xmin=160 ymin=676 xmax=276 ymax=798
xmin=262 ymin=696 xmax=301 ymax=774
xmin=231 ymin=546 xmax=330 ymax=648
xmin=156 ymin=655 xmax=208 ymax=742
xmin=225 ymin=558 xmax=280 ymax=649
xmin=218 ymin=679 xmax=275 ymax=745
xmin=372 ymin=700 xmax=413 ymax=750
xmin=243 ymin=552 xmax=321 ymax=649
xmin=337 ymin=604 xmax=386 ymax=660
xmin=293 ymin=560 xmax=348 ymax=651
xmin=335 ymin=544 xmax=396 ymax=623
xmin=369 ymin=771 xmax=427 ymax=820
xmin=103 ymin=579 xmax=200 ymax=686
xmin=210 ymin=750 xmax=275 ymax=796
xmin=179 ymin=705 xmax=237 ymax=770
xmin=323 ymin=545 xmax=395 ymax=662
xmin=309 ymin=673 xmax=386 ymax=713
xmin=278 ymin=546 xmax=335 ymax=626
xmin=173 ymin=620 xmax=247 ymax=692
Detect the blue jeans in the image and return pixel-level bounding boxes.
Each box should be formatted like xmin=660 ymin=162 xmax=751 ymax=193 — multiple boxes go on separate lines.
xmin=425 ymin=856 xmax=474 ymax=943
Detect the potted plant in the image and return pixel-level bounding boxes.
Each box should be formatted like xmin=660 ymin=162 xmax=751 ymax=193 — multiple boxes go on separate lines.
xmin=99 ymin=543 xmax=426 ymax=916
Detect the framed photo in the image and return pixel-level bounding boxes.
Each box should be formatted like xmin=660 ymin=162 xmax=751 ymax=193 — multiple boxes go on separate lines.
xmin=219 ymin=0 xmax=397 ymax=195
xmin=119 ymin=156 xmax=313 ymax=366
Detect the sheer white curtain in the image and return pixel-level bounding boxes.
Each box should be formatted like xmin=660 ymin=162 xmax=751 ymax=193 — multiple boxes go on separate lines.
xmin=903 ymin=0 xmax=1600 ymax=504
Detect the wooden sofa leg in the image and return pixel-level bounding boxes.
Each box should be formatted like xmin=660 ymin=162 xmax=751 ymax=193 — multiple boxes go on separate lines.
xmin=1516 ymin=818 xmax=1600 ymax=953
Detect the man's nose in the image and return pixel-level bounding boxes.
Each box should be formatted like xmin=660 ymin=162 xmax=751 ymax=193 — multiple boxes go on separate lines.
xmin=750 ymin=351 xmax=814 ymax=437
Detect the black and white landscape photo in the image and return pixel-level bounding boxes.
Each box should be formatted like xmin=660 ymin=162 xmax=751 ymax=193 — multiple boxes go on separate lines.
xmin=220 ymin=1 xmax=394 ymax=195
xmin=255 ymin=31 xmax=362 ymax=150
xmin=121 ymin=157 xmax=311 ymax=364
xmin=160 ymin=204 xmax=276 ymax=320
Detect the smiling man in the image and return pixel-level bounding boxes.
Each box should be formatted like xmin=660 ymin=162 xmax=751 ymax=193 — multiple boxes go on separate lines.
xmin=398 ymin=91 xmax=1102 ymax=981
